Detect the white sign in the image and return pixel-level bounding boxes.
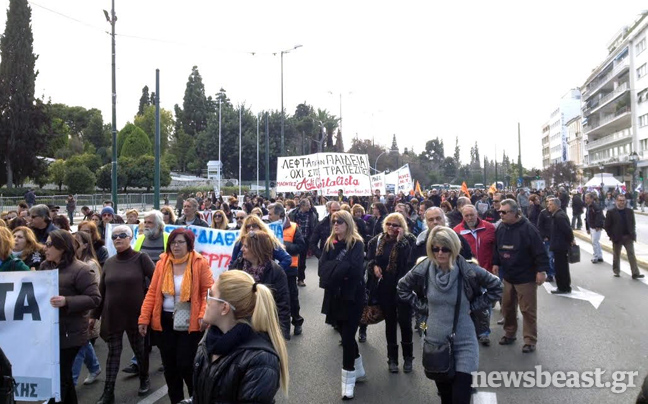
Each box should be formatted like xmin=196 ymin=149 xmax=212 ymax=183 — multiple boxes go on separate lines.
xmin=105 ymin=223 xmax=284 ymax=279
xmin=0 ymin=270 xmax=60 ymax=402
xmin=371 ymin=172 xmax=386 ymax=196
xmin=384 ymin=164 xmax=414 ymax=193
xmin=276 ymin=153 xmax=372 ymax=196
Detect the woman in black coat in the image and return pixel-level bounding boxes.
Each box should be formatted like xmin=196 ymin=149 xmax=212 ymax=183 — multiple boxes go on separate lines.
xmin=189 ymin=270 xmax=289 ymax=403
xmin=366 ymin=212 xmax=415 ymax=374
xmin=229 ymin=231 xmax=291 ymax=340
xmin=318 ymin=210 xmax=365 ymax=400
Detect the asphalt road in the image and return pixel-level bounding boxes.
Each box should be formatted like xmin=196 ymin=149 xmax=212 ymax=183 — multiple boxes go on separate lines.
xmin=74 ymin=251 xmax=648 ymax=404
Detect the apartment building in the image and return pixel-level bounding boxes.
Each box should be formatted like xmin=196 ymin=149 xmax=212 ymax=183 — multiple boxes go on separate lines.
xmin=581 ymin=12 xmax=648 ymax=191
xmin=541 ymin=89 xmax=581 ymax=168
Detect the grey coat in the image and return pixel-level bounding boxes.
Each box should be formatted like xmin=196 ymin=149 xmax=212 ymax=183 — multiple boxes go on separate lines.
xmin=397 ymin=255 xmax=502 ymax=337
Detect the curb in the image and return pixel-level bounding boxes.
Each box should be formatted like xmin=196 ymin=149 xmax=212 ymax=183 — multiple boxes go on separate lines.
xmin=573 ymin=231 xmax=648 ymax=270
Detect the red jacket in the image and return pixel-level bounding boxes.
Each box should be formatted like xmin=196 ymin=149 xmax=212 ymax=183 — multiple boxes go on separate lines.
xmin=454 ymin=218 xmax=496 ymax=272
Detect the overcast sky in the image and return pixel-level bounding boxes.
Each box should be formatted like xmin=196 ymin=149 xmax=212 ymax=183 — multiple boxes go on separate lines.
xmin=1 ymin=0 xmax=647 ymax=169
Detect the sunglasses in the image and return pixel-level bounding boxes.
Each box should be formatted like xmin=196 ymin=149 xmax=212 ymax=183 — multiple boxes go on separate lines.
xmin=236 ymin=217 xmax=245 ymax=220
xmin=333 ymin=218 xmax=346 ymax=225
xmin=215 ymin=214 xmax=223 ymax=218
xmin=45 ymin=241 xmax=53 ymax=248
xmin=498 ymin=210 xmax=511 ymax=215
xmin=111 ymin=233 xmax=130 ymax=240
xmin=246 ymin=224 xmax=259 ymax=230
xmin=163 ymin=212 xmax=170 ymax=215
xmin=385 ymin=223 xmax=401 ymax=228
xmin=207 ymin=289 xmax=236 ymax=311
xmin=431 ymin=247 xmax=452 ymax=253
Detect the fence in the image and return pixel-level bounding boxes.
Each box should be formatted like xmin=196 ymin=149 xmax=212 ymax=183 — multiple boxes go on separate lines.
xmin=0 ymin=193 xmax=178 ymax=214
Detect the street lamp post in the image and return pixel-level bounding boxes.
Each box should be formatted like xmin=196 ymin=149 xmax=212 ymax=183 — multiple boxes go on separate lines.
xmin=280 ymin=44 xmax=303 ymax=155
xmin=103 ymin=2 xmax=118 ymax=209
xmin=373 ymin=151 xmax=388 ymax=173
xmin=629 ymin=152 xmax=639 ymax=208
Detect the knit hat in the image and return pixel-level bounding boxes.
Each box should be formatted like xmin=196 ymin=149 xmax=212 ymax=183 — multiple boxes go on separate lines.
xmin=101 ymin=206 xmax=115 ymax=216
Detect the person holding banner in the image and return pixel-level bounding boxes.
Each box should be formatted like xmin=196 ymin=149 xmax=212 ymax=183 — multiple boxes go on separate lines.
xmin=161 ymin=206 xmax=177 ymax=225
xmin=138 ymin=228 xmax=214 ymax=404
xmin=211 ymin=209 xmax=230 ymax=230
xmin=0 ymin=227 xmax=30 ymax=272
xmin=229 ymin=231 xmax=292 ymax=340
xmin=40 ymin=230 xmax=101 ymax=404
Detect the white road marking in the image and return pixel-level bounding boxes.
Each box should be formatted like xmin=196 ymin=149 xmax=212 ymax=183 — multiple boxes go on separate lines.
xmin=137 ymin=385 xmax=167 ymax=404
xmin=472 ymin=391 xmax=498 ymax=404
xmin=542 ymin=282 xmax=605 ymax=309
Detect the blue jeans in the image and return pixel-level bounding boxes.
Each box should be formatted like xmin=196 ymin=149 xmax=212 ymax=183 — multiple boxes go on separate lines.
xmin=72 ymin=341 xmax=100 ymax=385
xmin=543 ymin=240 xmax=555 ymax=277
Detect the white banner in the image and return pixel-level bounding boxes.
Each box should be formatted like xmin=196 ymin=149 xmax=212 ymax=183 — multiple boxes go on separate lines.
xmin=105 ymin=223 xmax=284 ymax=279
xmin=371 ymin=172 xmax=386 ymax=196
xmin=276 ymin=153 xmax=372 ymax=196
xmin=384 ymin=164 xmax=413 ymax=193
xmin=0 ymin=270 xmax=60 ymax=402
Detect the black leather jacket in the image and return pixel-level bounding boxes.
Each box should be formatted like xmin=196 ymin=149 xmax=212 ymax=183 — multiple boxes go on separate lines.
xmin=191 ymin=332 xmax=280 ymax=404
xmin=397 ymin=256 xmax=502 ymax=336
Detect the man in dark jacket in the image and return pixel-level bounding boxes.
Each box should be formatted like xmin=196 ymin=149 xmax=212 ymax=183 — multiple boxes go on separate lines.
xmin=446 ymin=196 xmax=471 ymax=229
xmin=493 ymin=199 xmax=549 ymax=354
xmin=175 ymin=198 xmax=209 ymax=227
xmin=604 ymin=194 xmax=644 ymax=279
xmin=269 ymin=203 xmax=306 ymax=337
xmin=483 ymin=193 xmax=503 ymax=225
xmin=309 ymin=201 xmax=340 ymax=259
xmin=571 ymin=192 xmax=585 ymax=230
xmin=547 ymin=198 xmax=574 ymax=294
xmin=536 ymin=203 xmax=555 ymax=282
xmin=289 ymin=199 xmax=318 ymax=287
xmin=585 ymin=192 xmax=605 ymax=264
xmin=28 ymin=204 xmax=59 ymax=243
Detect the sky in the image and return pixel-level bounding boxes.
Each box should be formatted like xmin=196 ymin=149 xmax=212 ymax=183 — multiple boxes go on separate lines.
xmin=1 ymin=0 xmax=647 ymax=170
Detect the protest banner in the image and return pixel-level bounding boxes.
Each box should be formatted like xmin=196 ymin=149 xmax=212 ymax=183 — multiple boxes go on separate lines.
xmin=0 ymin=270 xmax=60 ymax=402
xmin=371 ymin=172 xmax=386 ymax=196
xmin=397 ymin=164 xmax=414 ymax=193
xmin=105 ymin=223 xmax=283 ymax=279
xmin=276 ymin=152 xmax=372 ymax=196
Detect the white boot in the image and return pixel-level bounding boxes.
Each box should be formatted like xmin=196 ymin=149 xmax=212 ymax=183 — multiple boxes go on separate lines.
xmin=354 ymin=355 xmax=366 ymax=382
xmin=341 ymin=369 xmax=356 ymax=400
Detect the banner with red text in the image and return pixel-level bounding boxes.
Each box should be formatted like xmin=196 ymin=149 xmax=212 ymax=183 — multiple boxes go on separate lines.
xmin=383 ymin=164 xmax=414 ymax=193
xmin=371 ymin=172 xmax=386 ymax=196
xmin=276 ymin=153 xmax=372 ymax=196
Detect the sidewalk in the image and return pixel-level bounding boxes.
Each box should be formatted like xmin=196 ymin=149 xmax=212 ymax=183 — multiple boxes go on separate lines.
xmin=573 ymin=228 xmax=648 ymax=270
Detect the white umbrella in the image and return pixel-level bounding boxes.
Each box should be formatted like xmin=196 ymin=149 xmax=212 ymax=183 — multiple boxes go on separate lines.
xmin=583 ymin=173 xmax=623 ymax=187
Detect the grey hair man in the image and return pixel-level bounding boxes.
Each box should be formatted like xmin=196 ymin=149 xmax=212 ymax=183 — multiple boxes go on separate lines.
xmin=29 ymin=204 xmax=58 ymax=243
xmin=446 ymin=196 xmax=472 ymax=228
xmin=134 ymin=210 xmax=168 ymax=265
xmin=175 ymin=198 xmax=209 ymax=227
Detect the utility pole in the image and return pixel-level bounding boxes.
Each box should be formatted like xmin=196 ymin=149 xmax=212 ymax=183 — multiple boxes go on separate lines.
xmin=104 ymin=1 xmax=118 ymax=209
xmin=154 ymin=69 xmax=160 ymax=209
xmin=518 ymin=122 xmax=523 ymax=187
xmin=265 ymin=113 xmax=270 ymax=198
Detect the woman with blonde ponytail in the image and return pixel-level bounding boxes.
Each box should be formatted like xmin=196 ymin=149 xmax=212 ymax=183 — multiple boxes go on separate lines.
xmin=188 ymin=270 xmax=289 ymax=403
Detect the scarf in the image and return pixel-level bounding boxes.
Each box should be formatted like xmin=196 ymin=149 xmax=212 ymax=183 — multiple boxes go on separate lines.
xmin=205 ymin=322 xmax=254 ymax=356
xmin=161 ymin=252 xmax=193 ymax=302
xmin=242 ymin=260 xmax=269 ymax=282
xmin=375 ymin=233 xmax=400 ymax=274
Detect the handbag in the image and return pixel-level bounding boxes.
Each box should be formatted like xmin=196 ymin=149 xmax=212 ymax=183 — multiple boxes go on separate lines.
xmin=361 ymin=278 xmax=384 ymax=325
xmin=568 ymin=244 xmax=580 ymax=264
xmin=173 ymin=301 xmax=192 ymax=332
xmin=422 ymin=270 xmax=462 ymax=382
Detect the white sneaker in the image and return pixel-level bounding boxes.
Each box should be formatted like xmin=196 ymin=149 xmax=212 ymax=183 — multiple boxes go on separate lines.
xmin=83 ymin=368 xmax=101 ymax=385
xmin=354 ymin=355 xmax=366 ymax=382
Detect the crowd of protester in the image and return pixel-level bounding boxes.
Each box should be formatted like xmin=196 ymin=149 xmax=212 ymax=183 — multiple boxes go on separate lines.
xmin=1 ymin=184 xmax=647 ymax=403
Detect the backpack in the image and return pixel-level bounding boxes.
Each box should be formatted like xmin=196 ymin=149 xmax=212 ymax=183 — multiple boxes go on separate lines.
xmin=0 ymin=346 xmax=16 ymax=404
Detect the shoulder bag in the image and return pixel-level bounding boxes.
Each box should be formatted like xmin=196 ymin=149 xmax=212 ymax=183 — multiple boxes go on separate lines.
xmin=173 ymin=301 xmax=192 ymax=331
xmin=568 ymin=244 xmax=580 ymax=264
xmin=422 ymin=270 xmax=462 ymax=382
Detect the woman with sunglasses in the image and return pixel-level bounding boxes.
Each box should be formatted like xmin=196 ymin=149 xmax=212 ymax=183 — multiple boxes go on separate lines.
xmin=39 ymin=230 xmax=101 ymax=404
xmin=318 ymin=210 xmax=365 ymax=400
xmin=397 ymin=227 xmax=502 ymax=404
xmin=161 ymin=206 xmax=177 ymax=225
xmin=92 ymin=225 xmax=155 ymax=403
xmin=77 ymin=221 xmax=109 ymax=266
xmin=189 ymin=270 xmax=289 ymax=402
xmin=366 ymin=212 xmax=416 ymax=373
xmin=229 ymin=215 xmax=292 ymax=271
xmin=139 ymin=228 xmax=214 ymax=404
xmin=211 ymin=209 xmax=229 ymax=230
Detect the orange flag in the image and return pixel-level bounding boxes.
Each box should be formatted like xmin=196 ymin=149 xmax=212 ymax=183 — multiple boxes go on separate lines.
xmin=488 ymin=182 xmax=497 ymax=194
xmin=461 ymin=181 xmax=470 ymax=197
xmin=415 ymin=181 xmax=422 ymax=195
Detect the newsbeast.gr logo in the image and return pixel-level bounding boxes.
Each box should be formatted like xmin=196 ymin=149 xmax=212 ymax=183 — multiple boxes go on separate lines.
xmin=472 ymin=366 xmax=639 ymax=394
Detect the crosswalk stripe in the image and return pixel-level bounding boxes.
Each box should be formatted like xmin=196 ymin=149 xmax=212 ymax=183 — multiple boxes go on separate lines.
xmin=137 ymin=385 xmax=168 ymax=404
xmin=472 ymin=391 xmax=497 ymax=404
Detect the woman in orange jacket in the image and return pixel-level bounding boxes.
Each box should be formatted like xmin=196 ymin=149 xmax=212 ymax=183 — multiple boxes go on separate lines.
xmin=138 ymin=228 xmax=214 ymax=404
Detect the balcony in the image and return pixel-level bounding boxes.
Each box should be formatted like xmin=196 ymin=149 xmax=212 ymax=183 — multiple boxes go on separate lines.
xmin=586 ymin=127 xmax=632 ymax=151
xmin=582 ymin=58 xmax=629 ymax=99
xmin=583 ymin=82 xmax=629 ymax=116
xmin=583 ymin=106 xmax=631 ymax=137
